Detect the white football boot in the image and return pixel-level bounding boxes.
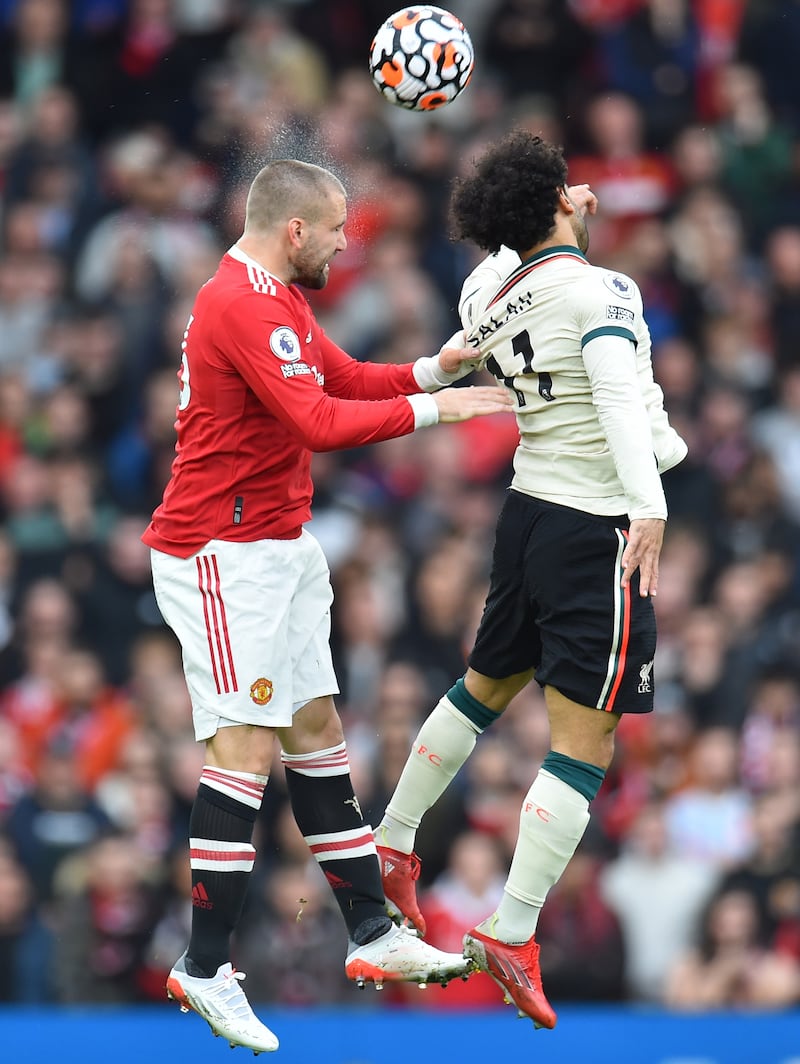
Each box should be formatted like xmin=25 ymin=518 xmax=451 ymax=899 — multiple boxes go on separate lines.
xmin=345 ymin=922 xmax=473 ymax=990
xmin=167 ymin=953 xmax=279 ymax=1054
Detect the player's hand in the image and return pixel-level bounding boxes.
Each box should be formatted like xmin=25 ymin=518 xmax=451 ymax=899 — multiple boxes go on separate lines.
xmin=437 ymin=336 xmax=483 ymax=375
xmin=567 ymin=183 xmax=598 ymax=218
xmin=621 ymin=518 xmax=665 ymax=597
xmin=433 ymin=385 xmax=514 ymax=422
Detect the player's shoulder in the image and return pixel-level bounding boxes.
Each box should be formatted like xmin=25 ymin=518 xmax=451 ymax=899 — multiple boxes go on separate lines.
xmin=219 ymin=247 xmax=287 ymax=300
xmin=584 ymin=263 xmax=642 ymax=303
xmin=459 ymin=246 xmax=521 ymax=326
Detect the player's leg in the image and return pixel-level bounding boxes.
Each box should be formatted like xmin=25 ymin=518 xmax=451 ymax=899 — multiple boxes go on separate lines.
xmin=278 ymin=532 xmax=471 ymax=988
xmin=465 ymin=504 xmax=656 ymax=1028
xmin=279 ymin=692 xmax=472 ymax=988
xmin=151 ymin=538 xmax=307 ymax=1054
xmin=377 ymin=668 xmax=532 ymax=934
xmin=184 ymin=723 xmax=273 ymax=977
xmin=277 ymin=693 xmax=389 ymax=945
xmin=489 ymin=690 xmax=618 ymax=944
xmin=463 ymin=690 xmax=617 ymax=1030
xmin=377 ymin=490 xmax=539 ymax=932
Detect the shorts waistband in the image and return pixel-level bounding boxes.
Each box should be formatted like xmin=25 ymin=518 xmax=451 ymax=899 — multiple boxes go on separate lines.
xmin=507 ymin=488 xmax=629 ymax=529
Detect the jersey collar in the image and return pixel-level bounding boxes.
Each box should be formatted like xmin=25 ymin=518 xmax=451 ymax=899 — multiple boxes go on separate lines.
xmin=520 ymin=244 xmax=587 ymax=267
xmin=487 ymin=244 xmax=588 ymax=309
xmin=226 ymin=244 xmax=286 ymax=286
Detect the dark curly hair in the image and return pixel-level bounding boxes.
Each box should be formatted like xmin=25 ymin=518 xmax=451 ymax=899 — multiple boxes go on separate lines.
xmin=450 ymin=131 xmax=568 ymax=254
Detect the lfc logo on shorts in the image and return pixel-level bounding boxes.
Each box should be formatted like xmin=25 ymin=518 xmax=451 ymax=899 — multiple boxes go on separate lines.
xmin=250 ymin=678 xmax=274 ymax=705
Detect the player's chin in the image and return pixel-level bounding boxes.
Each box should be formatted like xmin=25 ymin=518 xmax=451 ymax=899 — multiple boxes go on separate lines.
xmin=303 ymin=266 xmax=330 ymax=290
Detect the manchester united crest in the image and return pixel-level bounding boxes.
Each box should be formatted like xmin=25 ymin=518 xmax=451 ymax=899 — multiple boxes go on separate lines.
xmin=249 ymin=678 xmax=273 ymax=705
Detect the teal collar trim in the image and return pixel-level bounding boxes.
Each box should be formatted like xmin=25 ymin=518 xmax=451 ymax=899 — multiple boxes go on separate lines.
xmin=520 ymin=244 xmax=587 ymax=266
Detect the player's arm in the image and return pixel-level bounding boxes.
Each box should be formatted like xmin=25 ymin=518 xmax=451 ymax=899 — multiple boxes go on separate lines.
xmin=319 ymin=330 xmax=479 ymax=397
xmin=224 ymin=303 xmax=512 ymax=451
xmin=582 ymin=330 xmax=666 ymax=596
xmin=634 ymin=322 xmax=689 ymax=473
xmin=577 ymin=278 xmax=667 ymax=597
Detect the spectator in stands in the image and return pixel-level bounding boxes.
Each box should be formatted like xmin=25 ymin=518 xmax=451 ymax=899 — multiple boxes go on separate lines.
xmin=407 ymin=830 xmax=507 ymax=1009
xmin=0 ymin=845 xmax=52 ymax=1001
xmin=51 ymin=831 xmax=161 ymax=1003
xmin=664 ymin=886 xmax=800 ymax=1009
xmin=663 ymin=727 xmax=754 ymax=871
xmin=4 ymin=734 xmax=111 ymax=902
xmin=568 ymin=91 xmax=676 ymax=259
xmin=596 ymin=0 xmax=702 ymax=148
xmin=601 ymin=800 xmax=718 ymax=1001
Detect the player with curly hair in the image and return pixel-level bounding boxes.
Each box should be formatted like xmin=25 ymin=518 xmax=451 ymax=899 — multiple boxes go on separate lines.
xmin=376 ymin=131 xmax=688 ymax=1029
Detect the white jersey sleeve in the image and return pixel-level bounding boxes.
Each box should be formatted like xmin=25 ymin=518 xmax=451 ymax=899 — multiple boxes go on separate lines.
xmin=573 ymin=271 xmax=680 ymax=519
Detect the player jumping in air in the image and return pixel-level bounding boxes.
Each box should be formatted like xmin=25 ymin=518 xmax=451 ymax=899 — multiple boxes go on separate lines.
xmin=144 ymin=159 xmax=512 ymax=1053
xmin=375 ymin=131 xmax=688 ymax=1029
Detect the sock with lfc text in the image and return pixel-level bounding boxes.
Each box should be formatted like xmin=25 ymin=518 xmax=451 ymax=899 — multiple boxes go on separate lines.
xmin=186 ymin=765 xmax=267 ymax=977
xmin=378 ymin=679 xmax=498 ymax=854
xmin=486 ymin=753 xmax=605 ymax=944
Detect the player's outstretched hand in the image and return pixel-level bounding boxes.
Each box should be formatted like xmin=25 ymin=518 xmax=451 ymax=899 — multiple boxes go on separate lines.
xmin=437 ymin=339 xmax=484 ymax=376
xmin=621 ymin=518 xmax=665 ymax=597
xmin=434 ymin=385 xmax=514 ymax=422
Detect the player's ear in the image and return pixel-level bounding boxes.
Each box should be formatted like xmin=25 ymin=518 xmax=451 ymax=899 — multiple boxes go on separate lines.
xmin=557 ymin=186 xmax=574 ymax=213
xmin=287 ymin=217 xmax=305 ymax=247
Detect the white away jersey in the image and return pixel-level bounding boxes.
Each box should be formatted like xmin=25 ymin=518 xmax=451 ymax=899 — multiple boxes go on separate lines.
xmin=460 ymin=245 xmax=687 ymax=519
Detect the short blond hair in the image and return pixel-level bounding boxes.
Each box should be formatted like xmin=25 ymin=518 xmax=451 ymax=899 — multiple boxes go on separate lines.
xmin=244 ymin=160 xmax=345 ymax=233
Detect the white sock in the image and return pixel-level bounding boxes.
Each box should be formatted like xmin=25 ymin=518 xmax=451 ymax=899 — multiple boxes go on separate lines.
xmin=377 ymin=695 xmax=480 ymax=854
xmin=485 ymin=769 xmax=590 ymax=944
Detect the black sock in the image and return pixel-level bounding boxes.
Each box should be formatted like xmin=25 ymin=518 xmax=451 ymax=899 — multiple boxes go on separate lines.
xmin=186 ymin=766 xmax=266 ymax=977
xmin=282 ymin=743 xmax=390 ymax=942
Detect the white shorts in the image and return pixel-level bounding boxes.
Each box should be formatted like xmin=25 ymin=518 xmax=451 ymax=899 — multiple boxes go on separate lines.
xmin=150 ymin=530 xmax=339 ymax=741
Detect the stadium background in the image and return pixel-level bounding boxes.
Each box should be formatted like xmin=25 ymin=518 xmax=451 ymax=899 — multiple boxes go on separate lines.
xmin=0 ymin=0 xmax=799 ymax=1060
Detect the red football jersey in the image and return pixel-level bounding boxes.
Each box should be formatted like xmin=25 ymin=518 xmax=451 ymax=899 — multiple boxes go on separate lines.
xmin=143 ymin=246 xmax=418 ymax=557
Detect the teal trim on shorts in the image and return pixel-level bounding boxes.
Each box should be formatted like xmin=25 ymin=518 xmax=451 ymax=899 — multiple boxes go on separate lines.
xmin=447 ymin=678 xmax=499 ymax=731
xmin=542 ymin=750 xmax=605 ymax=802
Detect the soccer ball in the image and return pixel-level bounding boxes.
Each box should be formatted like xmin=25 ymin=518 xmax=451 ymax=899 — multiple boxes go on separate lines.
xmin=369 ymin=6 xmax=474 ymax=112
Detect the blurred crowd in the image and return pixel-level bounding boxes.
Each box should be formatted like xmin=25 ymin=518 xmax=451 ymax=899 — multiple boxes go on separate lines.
xmin=0 ymin=0 xmax=799 ymax=1014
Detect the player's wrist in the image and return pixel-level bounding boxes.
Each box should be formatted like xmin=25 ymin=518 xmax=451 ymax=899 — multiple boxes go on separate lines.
xmin=412 ymin=354 xmax=457 ymax=392
xmin=406 ymin=392 xmax=440 ymax=427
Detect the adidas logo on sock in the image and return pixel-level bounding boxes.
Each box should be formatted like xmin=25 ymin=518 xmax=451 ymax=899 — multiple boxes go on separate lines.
xmin=192 ymin=882 xmax=213 ymax=909
xmin=324 ymin=870 xmax=353 ymax=890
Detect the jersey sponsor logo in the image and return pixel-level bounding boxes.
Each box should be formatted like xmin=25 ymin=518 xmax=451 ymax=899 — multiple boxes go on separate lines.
xmin=606 ymin=305 xmax=635 ymax=323
xmin=638 ymin=660 xmax=654 ymax=693
xmin=280 ymin=362 xmax=325 ymax=384
xmin=269 ymin=326 xmax=302 ymax=361
xmin=281 ymin=361 xmax=311 ymax=378
xmin=250 ymin=677 xmax=273 ymax=705
xmin=603 ymin=273 xmax=633 ymax=298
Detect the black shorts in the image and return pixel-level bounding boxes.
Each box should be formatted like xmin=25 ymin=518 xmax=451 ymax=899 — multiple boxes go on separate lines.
xmin=468 ymin=490 xmax=656 ymax=713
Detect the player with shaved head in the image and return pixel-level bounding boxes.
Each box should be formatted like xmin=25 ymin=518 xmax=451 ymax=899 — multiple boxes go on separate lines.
xmin=145 ymin=158 xmax=512 ymax=1053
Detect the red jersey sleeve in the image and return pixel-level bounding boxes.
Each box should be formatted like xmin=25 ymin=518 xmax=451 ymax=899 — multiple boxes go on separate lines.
xmin=218 ymin=291 xmax=417 ymax=452
xmin=318 ymin=330 xmax=419 ymax=400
